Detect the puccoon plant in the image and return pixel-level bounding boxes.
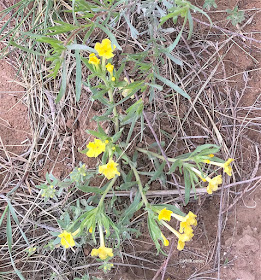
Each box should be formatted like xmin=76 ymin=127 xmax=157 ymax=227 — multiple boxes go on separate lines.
xmin=37 ymin=38 xmax=234 ymax=271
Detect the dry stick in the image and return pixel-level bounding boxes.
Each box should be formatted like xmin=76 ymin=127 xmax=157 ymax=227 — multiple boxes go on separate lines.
xmin=105 ymin=175 xmax=261 ymax=197
xmin=217 ymin=180 xmax=225 ymax=280
xmin=192 ymin=17 xmax=261 ymax=44
xmin=152 ymin=239 xmax=175 ymax=280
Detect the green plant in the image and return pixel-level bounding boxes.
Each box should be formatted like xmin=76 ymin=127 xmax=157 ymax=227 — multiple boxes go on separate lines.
xmin=203 ymin=0 xmax=217 ymax=11
xmin=35 ymin=37 xmax=235 ymax=270
xmin=1 ymin=0 xmax=237 ymax=277
xmin=227 ymin=6 xmax=245 ymax=26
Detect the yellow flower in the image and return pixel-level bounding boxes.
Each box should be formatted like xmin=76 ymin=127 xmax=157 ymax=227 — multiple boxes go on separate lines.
xmin=88 ymin=53 xmax=100 ymax=65
xmin=111 ymin=76 xmax=116 ymax=82
xmin=91 ymin=246 xmax=113 ymax=260
xmin=99 ymin=160 xmax=120 ymax=180
xmin=206 ymin=175 xmax=222 ymax=194
xmin=106 ymin=63 xmax=114 ymax=74
xmin=191 ymin=167 xmax=223 ymax=194
xmin=58 ymin=231 xmax=75 ymax=249
xmin=177 ymin=240 xmax=185 ymax=251
xmin=94 ymin=39 xmax=115 ymax=59
xmin=203 ymin=158 xmax=234 ymax=176
xmin=160 ymin=220 xmax=194 ymax=251
xmin=158 ymin=208 xmax=173 ymax=221
xmin=161 ymin=233 xmax=169 ymax=246
xmin=86 ymin=139 xmax=106 ymax=158
xmin=172 ymin=211 xmax=197 ymax=234
xmin=89 ymin=227 xmax=93 ymax=234
xmin=223 ymin=158 xmax=234 ymax=176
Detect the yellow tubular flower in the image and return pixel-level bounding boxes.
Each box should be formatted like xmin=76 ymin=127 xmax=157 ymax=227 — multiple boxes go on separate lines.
xmin=223 ymin=158 xmax=234 ymax=176
xmin=86 ymin=139 xmax=106 ymax=158
xmin=177 ymin=240 xmax=185 ymax=251
xmin=106 ymin=63 xmax=114 ymax=74
xmin=88 ymin=53 xmax=100 ymax=65
xmin=203 ymin=158 xmax=234 ymax=176
xmin=91 ymin=246 xmax=113 ymax=260
xmin=171 ymin=211 xmax=197 ymax=234
xmin=99 ymin=160 xmax=120 ymax=180
xmin=191 ymin=167 xmax=223 ymax=194
xmin=161 ymin=220 xmax=194 ymax=251
xmin=89 ymin=227 xmax=93 ymax=234
xmin=58 ymin=231 xmax=75 ymax=249
xmin=94 ymin=39 xmax=115 ymax=59
xmin=158 ymin=208 xmax=173 ymax=221
xmin=161 ymin=233 xmax=169 ymax=246
xmin=206 ymin=175 xmax=222 ymax=194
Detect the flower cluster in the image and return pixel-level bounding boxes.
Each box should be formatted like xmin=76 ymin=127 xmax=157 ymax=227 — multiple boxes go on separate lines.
xmin=158 ymin=208 xmax=197 ymax=250
xmin=86 ymin=138 xmax=120 ymax=180
xmin=88 ymin=39 xmax=116 ymax=81
xmin=41 ymin=185 xmax=55 ymax=199
xmin=191 ymin=158 xmax=234 ymax=194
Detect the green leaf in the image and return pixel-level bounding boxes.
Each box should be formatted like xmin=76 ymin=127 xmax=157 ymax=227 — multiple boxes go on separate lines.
xmin=154 ymin=73 xmax=190 ymax=99
xmin=112 ymin=128 xmax=124 ymax=143
xmin=190 ymin=144 xmax=220 ymax=157
xmin=75 ymin=49 xmax=82 ymax=102
xmin=94 ymin=23 xmax=122 ymax=50
xmin=152 ymin=204 xmax=185 ymax=216
xmin=76 ymin=184 xmax=103 ymax=194
xmin=46 ymin=21 xmax=79 ymax=35
xmin=167 ymin=18 xmax=186 ymax=52
xmin=187 ymin=10 xmax=193 ymax=40
xmin=149 ymin=162 xmax=166 ymax=183
xmin=147 ymin=212 xmax=162 ymax=253
xmin=203 ymin=0 xmax=217 ymax=10
xmin=7 ymin=209 xmax=25 ymax=280
xmin=160 ymin=8 xmax=185 ymax=25
xmin=120 ymin=192 xmax=142 ymax=226
xmin=123 ymin=13 xmax=139 ymax=39
xmin=164 ymin=51 xmax=183 ymax=66
xmin=0 ymin=205 xmax=8 ymax=227
xmin=56 ymin=60 xmax=67 ymax=103
xmin=168 ymin=159 xmax=182 ymax=174
xmin=67 ymin=44 xmax=95 ymax=52
xmin=184 ymin=168 xmax=191 ymax=205
xmin=86 ymin=129 xmax=107 ymax=140
xmin=9 ymin=41 xmax=43 ymax=56
xmin=227 ymin=6 xmax=245 ymax=26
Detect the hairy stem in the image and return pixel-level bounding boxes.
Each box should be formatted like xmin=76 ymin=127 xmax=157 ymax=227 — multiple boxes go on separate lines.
xmin=98 ymin=176 xmax=118 ymax=206
xmin=108 ymin=88 xmax=119 ymax=133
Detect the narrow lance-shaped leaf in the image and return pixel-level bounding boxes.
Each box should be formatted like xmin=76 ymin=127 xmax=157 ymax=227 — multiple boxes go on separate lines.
xmin=154 ymin=73 xmax=190 ymax=99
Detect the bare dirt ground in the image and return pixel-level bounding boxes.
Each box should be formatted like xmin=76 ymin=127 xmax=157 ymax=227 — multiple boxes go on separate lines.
xmin=0 ymin=0 xmax=261 ymax=279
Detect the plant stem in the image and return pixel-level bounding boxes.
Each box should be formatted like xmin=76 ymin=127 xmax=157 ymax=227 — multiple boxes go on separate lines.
xmin=98 ymin=224 xmax=105 ymax=247
xmin=160 ymin=220 xmax=180 ymax=238
xmin=131 ymin=164 xmax=149 ymax=206
xmin=98 ymin=176 xmax=118 ymax=206
xmin=108 ymin=88 xmax=119 ymax=133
